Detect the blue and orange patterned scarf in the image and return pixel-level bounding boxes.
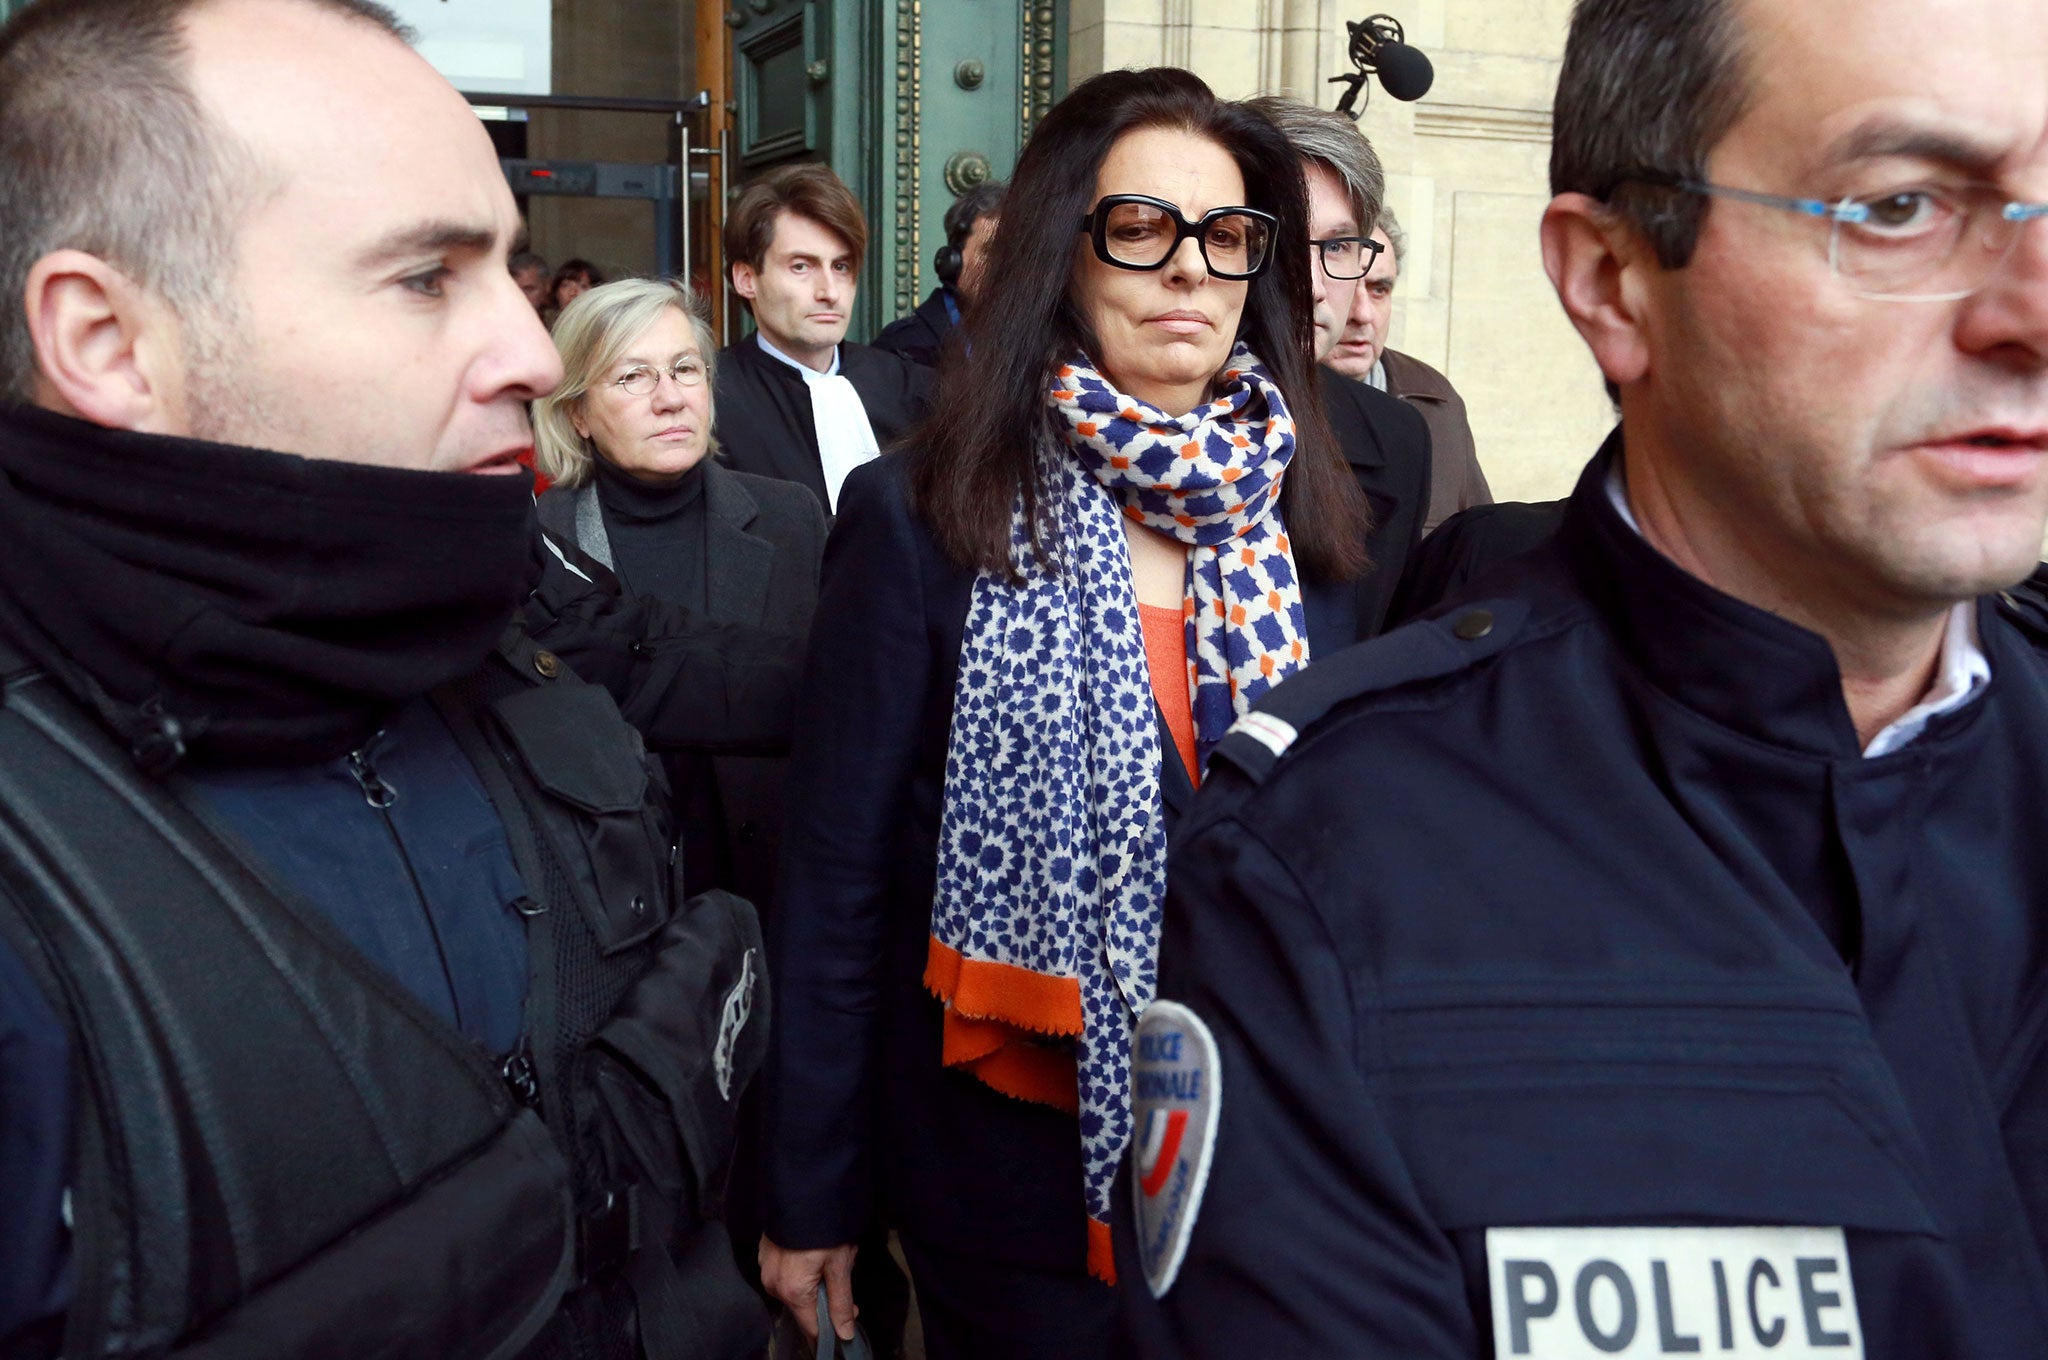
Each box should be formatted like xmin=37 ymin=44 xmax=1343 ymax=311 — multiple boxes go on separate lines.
xmin=926 ymin=344 xmax=1308 ymax=1281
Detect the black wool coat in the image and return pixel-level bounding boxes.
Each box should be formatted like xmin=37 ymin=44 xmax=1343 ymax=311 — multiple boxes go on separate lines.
xmin=758 ymin=449 xmax=1363 ymax=1274
xmin=537 ymin=460 xmax=825 ymax=912
xmin=1318 ymin=364 xmax=1435 ymax=638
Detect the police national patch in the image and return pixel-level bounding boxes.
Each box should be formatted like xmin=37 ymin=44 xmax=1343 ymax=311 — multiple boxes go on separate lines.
xmin=1131 ymin=1000 xmax=1221 ymax=1298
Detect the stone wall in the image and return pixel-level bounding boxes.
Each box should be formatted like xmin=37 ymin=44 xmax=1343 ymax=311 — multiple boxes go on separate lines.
xmin=1069 ymin=0 xmax=1617 ymax=504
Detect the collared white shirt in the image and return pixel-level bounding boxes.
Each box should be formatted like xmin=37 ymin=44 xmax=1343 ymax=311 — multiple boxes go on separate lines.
xmin=755 ymin=334 xmax=879 ymax=512
xmin=1605 ymin=463 xmax=1989 ymax=758
xmin=757 ymin=333 xmax=841 ymax=378
xmin=1860 ymin=603 xmax=1991 ymax=757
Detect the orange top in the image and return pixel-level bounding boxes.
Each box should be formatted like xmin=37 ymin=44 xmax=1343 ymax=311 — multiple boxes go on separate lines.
xmin=1140 ymin=603 xmax=1199 ymax=788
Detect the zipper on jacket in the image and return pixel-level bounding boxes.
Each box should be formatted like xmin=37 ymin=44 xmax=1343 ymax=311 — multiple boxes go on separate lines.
xmin=501 ymin=1041 xmax=541 ymax=1108
xmin=346 ymin=743 xmax=397 ymax=809
xmin=344 ymin=735 xmax=467 ymax=1037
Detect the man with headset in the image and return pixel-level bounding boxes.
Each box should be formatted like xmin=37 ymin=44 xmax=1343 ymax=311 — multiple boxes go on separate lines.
xmin=871 ymin=180 xmax=1005 ymax=371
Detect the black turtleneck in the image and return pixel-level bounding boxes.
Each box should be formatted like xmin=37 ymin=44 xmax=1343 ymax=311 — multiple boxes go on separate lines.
xmin=593 ymin=455 xmax=710 ymax=615
xmin=590 ymin=454 xmax=721 ymax=896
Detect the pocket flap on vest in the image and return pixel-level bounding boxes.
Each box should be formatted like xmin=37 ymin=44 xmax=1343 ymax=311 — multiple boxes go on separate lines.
xmin=584 ymin=890 xmax=769 ymax=1218
xmin=492 ymin=683 xmax=648 ymax=814
xmin=1376 ymin=1000 xmax=1941 ymax=1238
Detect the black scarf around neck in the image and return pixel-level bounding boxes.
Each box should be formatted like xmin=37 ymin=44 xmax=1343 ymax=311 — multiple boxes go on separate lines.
xmin=0 ymin=404 xmax=538 ymax=768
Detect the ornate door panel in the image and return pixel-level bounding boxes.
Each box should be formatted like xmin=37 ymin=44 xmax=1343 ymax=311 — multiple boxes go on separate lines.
xmin=726 ymin=0 xmax=1063 ymax=340
xmin=732 ymin=0 xmax=825 ymax=168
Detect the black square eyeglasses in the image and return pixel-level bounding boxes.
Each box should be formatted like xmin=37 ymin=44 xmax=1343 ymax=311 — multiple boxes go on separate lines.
xmin=1078 ymin=194 xmax=1279 ymax=280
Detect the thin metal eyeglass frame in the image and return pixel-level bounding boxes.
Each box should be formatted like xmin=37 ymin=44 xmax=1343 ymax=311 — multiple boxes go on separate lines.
xmin=1609 ymin=169 xmax=2048 ymax=302
xmin=1312 ymin=234 xmax=1384 ymax=281
xmin=1078 ymin=194 xmax=1279 ymax=280
xmin=612 ymin=358 xmax=707 ymax=397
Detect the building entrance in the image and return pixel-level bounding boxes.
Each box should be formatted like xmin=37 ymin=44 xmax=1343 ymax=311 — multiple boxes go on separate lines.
xmin=724 ymin=0 xmax=1065 ymax=343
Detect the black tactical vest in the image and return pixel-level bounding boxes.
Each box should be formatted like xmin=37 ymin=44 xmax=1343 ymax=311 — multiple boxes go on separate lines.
xmin=0 ymin=627 xmax=768 ymax=1360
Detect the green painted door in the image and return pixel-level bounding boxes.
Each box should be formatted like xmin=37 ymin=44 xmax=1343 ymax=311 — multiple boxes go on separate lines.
xmin=726 ymin=0 xmax=1062 ymax=341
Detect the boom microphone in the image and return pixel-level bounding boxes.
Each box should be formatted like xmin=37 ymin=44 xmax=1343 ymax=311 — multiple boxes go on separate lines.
xmin=1330 ymin=14 xmax=1436 ymax=117
xmin=1371 ymin=38 xmax=1435 ymax=102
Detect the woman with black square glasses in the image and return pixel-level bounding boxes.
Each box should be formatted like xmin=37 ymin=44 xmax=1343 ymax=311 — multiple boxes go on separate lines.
xmin=757 ymin=67 xmax=1373 ymax=1359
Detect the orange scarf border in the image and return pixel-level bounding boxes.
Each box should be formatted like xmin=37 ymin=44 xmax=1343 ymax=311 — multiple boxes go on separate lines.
xmin=924 ymin=936 xmax=1084 ymax=1035
xmin=925 ymin=938 xmax=1117 ymax=1283
xmin=1088 ymin=1216 xmax=1116 ymax=1285
xmin=926 ymin=935 xmax=1087 ymax=1115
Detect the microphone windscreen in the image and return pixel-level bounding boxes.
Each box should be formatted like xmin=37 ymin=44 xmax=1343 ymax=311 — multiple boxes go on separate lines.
xmin=1375 ymin=43 xmax=1435 ymax=101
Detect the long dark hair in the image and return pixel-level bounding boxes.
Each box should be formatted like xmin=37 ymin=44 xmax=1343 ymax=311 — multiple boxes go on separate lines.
xmin=909 ymin=67 xmax=1371 ymax=583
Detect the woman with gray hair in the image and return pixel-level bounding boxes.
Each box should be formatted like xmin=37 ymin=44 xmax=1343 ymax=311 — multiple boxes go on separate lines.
xmin=535 ymin=278 xmax=827 ymax=911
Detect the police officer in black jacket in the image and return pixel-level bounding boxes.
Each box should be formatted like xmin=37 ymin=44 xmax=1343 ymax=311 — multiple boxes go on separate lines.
xmin=0 ymin=2 xmax=790 ymax=1356
xmin=1121 ymin=0 xmax=2048 ymax=1355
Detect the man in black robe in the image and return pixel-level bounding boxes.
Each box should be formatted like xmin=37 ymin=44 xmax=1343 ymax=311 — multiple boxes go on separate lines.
xmin=715 ymin=163 xmax=933 ymax=513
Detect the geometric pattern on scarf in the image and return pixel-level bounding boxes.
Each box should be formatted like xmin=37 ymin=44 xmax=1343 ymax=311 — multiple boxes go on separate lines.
xmin=927 ymin=345 xmax=1305 ymax=1282
xmin=1050 ymin=343 xmax=1310 ymax=765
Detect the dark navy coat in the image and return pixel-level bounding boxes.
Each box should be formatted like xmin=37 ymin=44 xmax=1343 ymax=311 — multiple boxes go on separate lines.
xmin=1319 ymin=364 xmax=1433 ymax=638
xmin=760 ymin=450 xmax=1363 ymax=1273
xmin=1121 ymin=439 xmax=2048 ymax=1357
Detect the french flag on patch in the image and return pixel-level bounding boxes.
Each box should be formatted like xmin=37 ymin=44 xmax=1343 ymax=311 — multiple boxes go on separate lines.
xmin=1130 ymin=1000 xmax=1222 ymax=1299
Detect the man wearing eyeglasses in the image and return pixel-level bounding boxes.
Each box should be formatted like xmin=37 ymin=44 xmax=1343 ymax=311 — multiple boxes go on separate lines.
xmin=1123 ymin=0 xmax=2048 ymax=1354
xmin=1329 ymin=205 xmax=1494 ymax=535
xmin=1241 ymin=96 xmax=1434 ymax=638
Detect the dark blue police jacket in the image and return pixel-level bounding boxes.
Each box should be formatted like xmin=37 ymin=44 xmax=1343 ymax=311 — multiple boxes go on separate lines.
xmin=1120 ymin=435 xmax=2048 ymax=1357
xmin=0 ymin=697 xmax=528 ymax=1345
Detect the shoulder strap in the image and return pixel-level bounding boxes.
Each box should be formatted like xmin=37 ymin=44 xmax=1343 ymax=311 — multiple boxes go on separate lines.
xmin=1207 ymin=598 xmax=1529 ymax=785
xmin=0 ymin=632 xmax=35 ymax=684
xmin=0 ymin=666 xmax=535 ymax=1355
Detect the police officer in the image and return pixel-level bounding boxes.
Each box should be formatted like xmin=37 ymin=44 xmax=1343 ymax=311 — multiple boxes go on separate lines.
xmin=1120 ymin=0 xmax=2048 ymax=1355
xmin=0 ymin=1 xmax=790 ymax=1355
